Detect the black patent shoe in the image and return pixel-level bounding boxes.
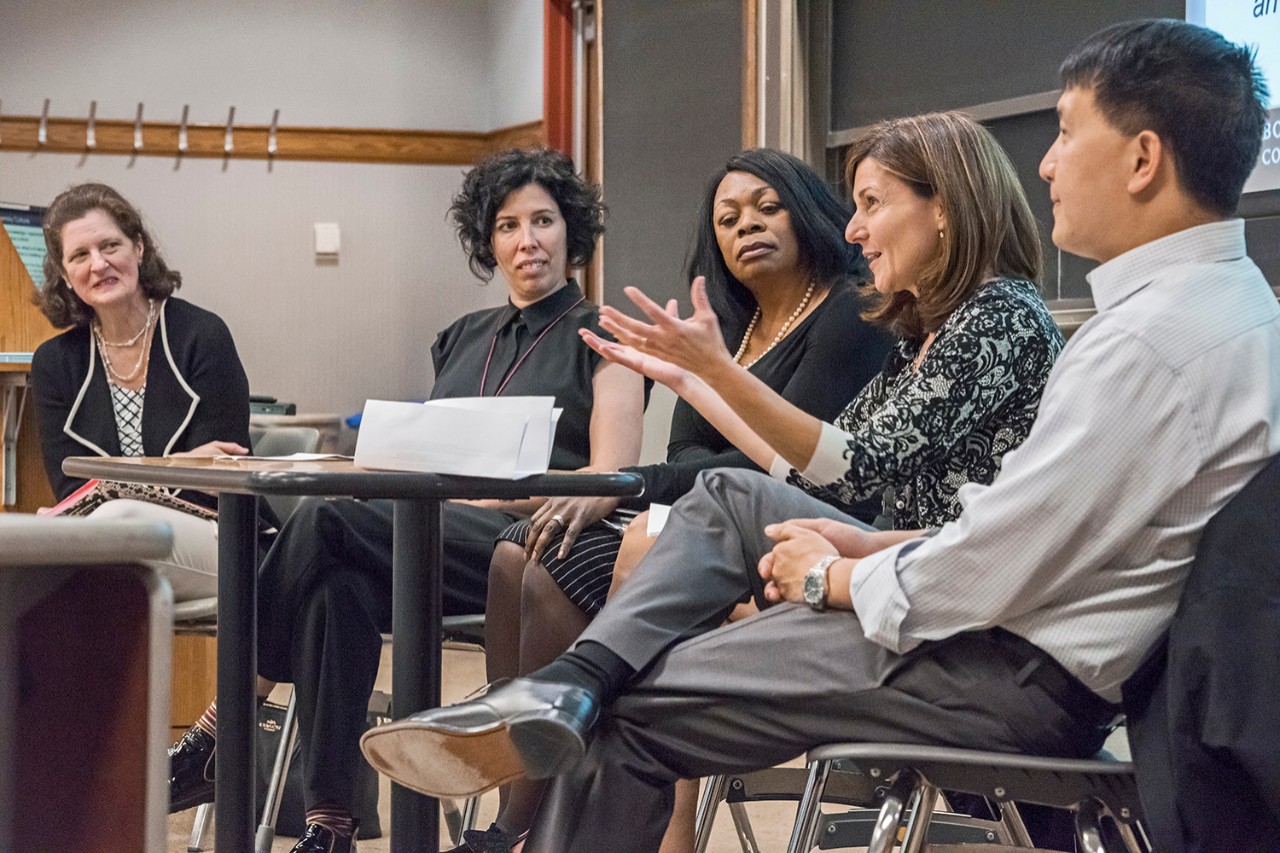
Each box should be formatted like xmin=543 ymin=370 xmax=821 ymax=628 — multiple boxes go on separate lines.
xmin=442 ymin=821 xmax=524 ymax=853
xmin=168 ymin=726 xmax=216 ymax=813
xmin=290 ymin=822 xmax=356 ymax=853
xmin=361 ymin=677 xmax=598 ymax=799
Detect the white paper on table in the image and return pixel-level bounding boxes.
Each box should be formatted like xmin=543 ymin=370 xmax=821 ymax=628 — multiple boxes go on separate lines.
xmin=353 ymin=397 xmax=561 ymax=478
xmin=429 ymin=397 xmax=563 ymax=476
xmin=647 ymin=503 xmax=672 ymax=536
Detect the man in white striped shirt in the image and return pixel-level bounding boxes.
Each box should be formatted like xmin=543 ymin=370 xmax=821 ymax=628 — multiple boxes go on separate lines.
xmin=362 ymin=20 xmax=1280 ymax=852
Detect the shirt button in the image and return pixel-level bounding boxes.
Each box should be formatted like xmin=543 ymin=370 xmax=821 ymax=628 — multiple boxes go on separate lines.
xmin=895 ymin=500 xmax=905 ymax=509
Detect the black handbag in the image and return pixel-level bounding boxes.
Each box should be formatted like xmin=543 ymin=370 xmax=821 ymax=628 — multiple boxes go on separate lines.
xmin=255 ymin=699 xmax=383 ymax=840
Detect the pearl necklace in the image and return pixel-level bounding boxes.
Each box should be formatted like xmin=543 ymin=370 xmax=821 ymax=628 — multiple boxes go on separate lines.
xmin=94 ymin=299 xmax=156 ymax=347
xmin=733 ymin=280 xmax=817 ymax=368
xmin=93 ymin=300 xmax=156 ymax=384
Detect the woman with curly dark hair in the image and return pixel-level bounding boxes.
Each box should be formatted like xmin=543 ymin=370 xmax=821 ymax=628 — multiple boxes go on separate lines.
xmin=167 ymin=148 xmax=646 ymax=853
xmin=30 ymin=182 xmax=252 ymax=601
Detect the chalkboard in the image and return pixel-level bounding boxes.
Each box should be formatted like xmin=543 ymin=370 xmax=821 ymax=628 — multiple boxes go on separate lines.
xmin=826 ymin=0 xmax=1183 ymax=301
xmin=601 ymin=0 xmax=744 ymax=313
xmin=830 ymin=0 xmax=1184 ymax=132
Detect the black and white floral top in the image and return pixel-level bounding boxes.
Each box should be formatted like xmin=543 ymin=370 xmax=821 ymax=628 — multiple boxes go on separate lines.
xmin=777 ymin=277 xmax=1063 ymax=529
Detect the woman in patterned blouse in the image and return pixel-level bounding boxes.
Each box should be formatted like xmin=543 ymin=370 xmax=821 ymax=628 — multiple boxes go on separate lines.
xmin=586 ymin=111 xmax=1063 ymax=540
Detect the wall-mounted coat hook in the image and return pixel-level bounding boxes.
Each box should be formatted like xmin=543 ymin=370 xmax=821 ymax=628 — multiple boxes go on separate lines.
xmin=86 ymin=100 xmax=97 ymax=149
xmin=38 ymin=98 xmax=50 ymax=145
xmin=0 ymin=99 xmax=4 ymax=145
xmin=268 ymin=108 xmax=280 ymax=156
xmin=134 ymin=103 xmax=144 ymax=151
xmin=224 ymin=106 xmax=236 ymax=154
xmin=178 ymin=105 xmax=190 ymax=153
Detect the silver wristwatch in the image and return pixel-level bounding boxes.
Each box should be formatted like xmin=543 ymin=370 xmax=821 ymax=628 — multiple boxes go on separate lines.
xmin=803 ymin=555 xmax=839 ymax=610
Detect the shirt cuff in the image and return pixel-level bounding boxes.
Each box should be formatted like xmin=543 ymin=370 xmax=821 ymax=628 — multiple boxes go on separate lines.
xmin=799 ymin=422 xmax=857 ymax=485
xmin=768 ymin=453 xmax=794 ymax=481
xmin=848 ymin=539 xmax=921 ymax=653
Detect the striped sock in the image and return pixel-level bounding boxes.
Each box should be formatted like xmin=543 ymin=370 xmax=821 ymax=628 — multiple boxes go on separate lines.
xmin=194 ymin=702 xmax=217 ymax=738
xmin=306 ymin=805 xmax=354 ymax=838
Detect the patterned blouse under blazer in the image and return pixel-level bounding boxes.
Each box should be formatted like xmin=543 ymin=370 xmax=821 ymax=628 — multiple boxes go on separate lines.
xmin=778 ymin=277 xmax=1064 ymax=529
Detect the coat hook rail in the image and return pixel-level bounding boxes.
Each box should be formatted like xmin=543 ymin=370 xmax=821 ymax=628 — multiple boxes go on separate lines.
xmin=178 ymin=104 xmax=190 ymax=153
xmin=268 ymin=108 xmax=280 ymax=156
xmin=133 ymin=103 xmax=144 ymax=151
xmin=224 ymin=106 xmax=235 ymax=154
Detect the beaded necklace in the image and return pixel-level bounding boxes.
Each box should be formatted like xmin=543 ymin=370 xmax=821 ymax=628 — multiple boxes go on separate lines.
xmin=93 ymin=299 xmax=156 ymax=385
xmin=733 ymin=280 xmax=817 ymax=368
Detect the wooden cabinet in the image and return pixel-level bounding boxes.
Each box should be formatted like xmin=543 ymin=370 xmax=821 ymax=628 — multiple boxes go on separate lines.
xmin=0 ymin=223 xmax=56 ymax=513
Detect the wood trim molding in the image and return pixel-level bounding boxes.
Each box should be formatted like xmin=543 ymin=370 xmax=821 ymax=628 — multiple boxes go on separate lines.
xmin=544 ymin=0 xmax=575 ymax=155
xmin=0 ymin=116 xmax=545 ymax=166
xmin=742 ymin=0 xmax=759 ymax=149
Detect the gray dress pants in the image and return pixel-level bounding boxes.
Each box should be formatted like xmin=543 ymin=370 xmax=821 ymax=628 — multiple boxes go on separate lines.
xmin=526 ymin=469 xmax=1115 ymax=853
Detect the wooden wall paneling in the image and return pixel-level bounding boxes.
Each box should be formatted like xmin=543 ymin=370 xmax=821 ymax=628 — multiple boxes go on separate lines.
xmin=0 ymin=116 xmax=544 ymax=166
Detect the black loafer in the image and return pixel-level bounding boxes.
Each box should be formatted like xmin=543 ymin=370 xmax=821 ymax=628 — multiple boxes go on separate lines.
xmin=168 ymin=726 xmax=216 ymax=813
xmin=360 ymin=677 xmax=598 ymax=799
xmin=290 ymin=822 xmax=355 ymax=853
xmin=443 ymin=822 xmax=522 ymax=853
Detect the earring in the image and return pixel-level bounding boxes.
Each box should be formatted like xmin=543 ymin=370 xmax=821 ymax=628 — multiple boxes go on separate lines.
xmin=938 ymin=229 xmax=944 ymax=241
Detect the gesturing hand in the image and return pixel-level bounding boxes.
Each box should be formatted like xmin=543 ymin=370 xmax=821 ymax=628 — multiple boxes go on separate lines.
xmin=593 ymin=277 xmax=733 ymax=377
xmin=525 ymin=495 xmax=622 ymax=562
xmin=758 ymin=522 xmax=840 ymax=605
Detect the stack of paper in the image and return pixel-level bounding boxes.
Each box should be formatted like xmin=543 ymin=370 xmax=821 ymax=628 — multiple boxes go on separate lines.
xmin=354 ymin=397 xmax=562 ymax=478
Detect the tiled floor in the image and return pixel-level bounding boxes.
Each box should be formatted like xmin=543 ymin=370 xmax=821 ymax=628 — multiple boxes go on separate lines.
xmin=167 ymin=644 xmax=805 ymax=852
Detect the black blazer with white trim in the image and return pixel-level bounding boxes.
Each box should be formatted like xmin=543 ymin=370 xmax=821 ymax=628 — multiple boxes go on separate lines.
xmin=30 ymin=297 xmax=251 ymax=502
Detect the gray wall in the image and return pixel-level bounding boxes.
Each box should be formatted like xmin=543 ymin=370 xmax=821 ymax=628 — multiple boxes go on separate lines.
xmin=599 ymin=0 xmax=745 ymax=462
xmin=0 ymin=0 xmax=541 ymax=415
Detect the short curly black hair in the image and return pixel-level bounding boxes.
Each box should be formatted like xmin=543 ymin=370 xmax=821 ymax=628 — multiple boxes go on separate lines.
xmin=37 ymin=183 xmax=182 ymax=328
xmin=450 ymin=147 xmax=606 ymax=280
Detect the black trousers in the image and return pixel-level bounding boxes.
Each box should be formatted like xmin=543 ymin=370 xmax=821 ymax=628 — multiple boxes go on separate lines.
xmin=256 ymin=496 xmax=519 ymax=812
xmin=527 ymin=470 xmax=1117 ymax=852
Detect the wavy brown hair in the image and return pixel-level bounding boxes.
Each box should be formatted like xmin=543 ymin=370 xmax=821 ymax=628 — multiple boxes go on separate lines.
xmin=844 ymin=112 xmax=1042 ymax=340
xmin=36 ymin=183 xmax=181 ymax=328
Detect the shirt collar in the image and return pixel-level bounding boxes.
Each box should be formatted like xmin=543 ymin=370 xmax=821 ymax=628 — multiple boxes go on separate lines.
xmin=1087 ymin=219 xmax=1247 ymax=312
xmin=506 ymin=279 xmax=585 ymax=334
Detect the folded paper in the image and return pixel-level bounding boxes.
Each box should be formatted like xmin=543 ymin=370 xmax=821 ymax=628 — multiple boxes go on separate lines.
xmin=354 ymin=397 xmax=562 ymax=478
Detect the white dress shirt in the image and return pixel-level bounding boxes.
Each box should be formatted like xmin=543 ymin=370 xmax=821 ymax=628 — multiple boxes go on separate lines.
xmin=849 ymin=220 xmax=1280 ymax=701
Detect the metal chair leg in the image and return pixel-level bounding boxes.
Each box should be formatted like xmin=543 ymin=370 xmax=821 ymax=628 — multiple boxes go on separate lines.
xmin=727 ymin=801 xmax=762 ymax=853
xmin=999 ymin=799 xmax=1036 ymax=846
xmin=786 ymin=760 xmax=834 ymax=853
xmin=867 ymin=770 xmax=921 ymax=853
xmin=460 ymin=794 xmax=481 ymax=834
xmin=693 ymin=774 xmax=730 ymax=853
xmin=188 ymin=801 xmax=213 ymax=852
xmin=256 ymin=691 xmax=300 ymax=853
xmin=1116 ymin=818 xmax=1147 ymax=853
xmin=900 ymin=781 xmax=938 ymax=853
xmin=1075 ymin=798 xmax=1109 ymax=853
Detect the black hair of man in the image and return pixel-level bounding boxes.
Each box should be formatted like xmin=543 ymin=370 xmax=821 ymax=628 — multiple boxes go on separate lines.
xmin=1060 ymin=18 xmax=1268 ymax=217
